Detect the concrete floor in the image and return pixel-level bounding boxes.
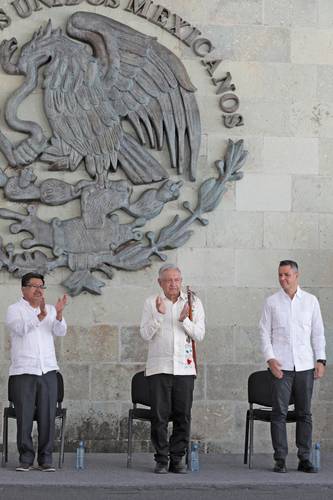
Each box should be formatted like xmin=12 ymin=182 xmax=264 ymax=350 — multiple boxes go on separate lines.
xmin=1 ymin=453 xmax=333 ymax=500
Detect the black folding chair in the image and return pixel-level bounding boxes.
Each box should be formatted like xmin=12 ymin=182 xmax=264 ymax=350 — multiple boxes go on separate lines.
xmin=244 ymin=370 xmax=297 ymax=469
xmin=127 ymin=371 xmax=152 ymax=468
xmin=2 ymin=372 xmax=67 ymax=469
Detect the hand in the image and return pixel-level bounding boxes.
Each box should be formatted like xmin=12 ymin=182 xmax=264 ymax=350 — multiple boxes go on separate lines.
xmin=38 ymin=297 xmax=47 ymax=321
xmin=179 ymin=303 xmax=189 ymax=322
xmin=314 ymin=362 xmax=325 ymax=379
xmin=155 ymin=296 xmax=166 ymax=314
xmin=268 ymin=358 xmax=283 ymax=379
xmin=55 ymin=294 xmax=67 ymax=320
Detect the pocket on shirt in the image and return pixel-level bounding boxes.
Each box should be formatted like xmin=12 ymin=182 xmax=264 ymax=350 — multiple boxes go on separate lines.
xmin=272 ymin=321 xmax=287 ymax=341
xmin=296 ymin=326 xmax=311 ymax=346
xmin=271 ymin=318 xmax=288 ymax=344
xmin=297 ymin=318 xmax=312 ymax=328
xmin=271 ymin=309 xmax=287 ymax=329
xmin=272 ymin=334 xmax=289 ymax=346
xmin=296 ymin=313 xmax=311 ymax=342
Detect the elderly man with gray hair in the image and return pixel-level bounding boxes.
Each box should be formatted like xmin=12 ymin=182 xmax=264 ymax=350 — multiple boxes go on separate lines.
xmin=140 ymin=264 xmax=205 ymax=474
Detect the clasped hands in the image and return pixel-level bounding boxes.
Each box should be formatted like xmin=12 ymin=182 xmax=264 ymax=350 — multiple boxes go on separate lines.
xmin=38 ymin=294 xmax=68 ymax=322
xmin=155 ymin=296 xmax=189 ymax=322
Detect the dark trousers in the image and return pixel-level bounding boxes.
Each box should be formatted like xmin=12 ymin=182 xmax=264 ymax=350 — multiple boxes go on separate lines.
xmin=271 ymin=369 xmax=314 ymax=461
xmin=11 ymin=371 xmax=58 ymax=466
xmin=147 ymin=373 xmax=195 ymax=465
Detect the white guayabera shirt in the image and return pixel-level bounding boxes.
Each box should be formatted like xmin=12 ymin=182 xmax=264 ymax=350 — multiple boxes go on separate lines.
xmin=140 ymin=291 xmax=205 ymax=376
xmin=6 ymin=298 xmax=67 ymax=376
xmin=259 ymin=287 xmax=326 ymax=371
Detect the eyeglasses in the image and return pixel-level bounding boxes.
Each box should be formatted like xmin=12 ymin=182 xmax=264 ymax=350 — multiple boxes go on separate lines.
xmin=24 ymin=284 xmax=47 ymax=290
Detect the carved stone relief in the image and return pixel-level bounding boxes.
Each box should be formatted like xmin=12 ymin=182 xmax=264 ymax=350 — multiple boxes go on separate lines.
xmin=0 ymin=12 xmax=247 ymax=295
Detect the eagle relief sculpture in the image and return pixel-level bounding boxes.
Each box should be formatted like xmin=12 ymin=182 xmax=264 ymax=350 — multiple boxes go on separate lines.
xmin=0 ymin=11 xmax=247 ymax=295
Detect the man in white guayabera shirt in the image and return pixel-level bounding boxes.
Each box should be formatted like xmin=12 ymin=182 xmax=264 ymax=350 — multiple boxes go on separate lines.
xmin=140 ymin=264 xmax=205 ymax=474
xmin=6 ymin=273 xmax=67 ymax=472
xmin=259 ymin=260 xmax=326 ymax=474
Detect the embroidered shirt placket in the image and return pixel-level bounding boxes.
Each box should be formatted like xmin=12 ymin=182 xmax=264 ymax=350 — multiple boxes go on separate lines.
xmin=290 ymin=294 xmax=296 ymax=370
xmin=37 ymin=321 xmax=45 ymax=374
xmin=30 ymin=303 xmax=43 ymax=375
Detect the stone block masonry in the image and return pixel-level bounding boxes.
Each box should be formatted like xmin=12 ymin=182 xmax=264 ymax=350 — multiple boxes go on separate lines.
xmin=0 ymin=0 xmax=332 ymax=455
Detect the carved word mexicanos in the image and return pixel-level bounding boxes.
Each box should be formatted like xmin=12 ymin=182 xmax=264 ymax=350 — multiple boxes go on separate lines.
xmin=0 ymin=0 xmax=243 ymax=128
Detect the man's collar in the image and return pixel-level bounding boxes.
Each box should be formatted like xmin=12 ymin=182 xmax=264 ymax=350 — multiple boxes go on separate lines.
xmin=20 ymin=296 xmax=39 ymax=310
xmin=280 ymin=286 xmax=302 ymax=300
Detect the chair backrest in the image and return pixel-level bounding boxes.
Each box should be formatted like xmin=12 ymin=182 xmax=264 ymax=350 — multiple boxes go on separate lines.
xmin=131 ymin=371 xmax=150 ymax=407
xmin=8 ymin=377 xmax=14 ymax=404
xmin=56 ymin=372 xmax=64 ymax=403
xmin=248 ymin=370 xmax=294 ymax=407
xmin=8 ymin=372 xmax=64 ymax=404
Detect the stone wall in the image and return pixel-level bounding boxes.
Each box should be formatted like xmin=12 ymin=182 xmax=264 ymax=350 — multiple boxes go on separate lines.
xmin=0 ymin=0 xmax=332 ymax=456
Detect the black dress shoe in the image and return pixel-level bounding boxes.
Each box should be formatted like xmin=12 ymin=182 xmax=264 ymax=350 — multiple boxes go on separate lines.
xmin=154 ymin=462 xmax=168 ymax=474
xmin=168 ymin=461 xmax=188 ymax=474
xmin=298 ymin=460 xmax=317 ymax=473
xmin=273 ymin=459 xmax=287 ymax=473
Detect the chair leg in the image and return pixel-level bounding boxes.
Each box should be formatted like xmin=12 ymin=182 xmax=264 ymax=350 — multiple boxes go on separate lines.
xmin=2 ymin=410 xmax=8 ymax=467
xmin=244 ymin=411 xmax=249 ymax=465
xmin=58 ymin=410 xmax=67 ymax=469
xmin=61 ymin=410 xmax=67 ymax=466
xmin=249 ymin=413 xmax=254 ymax=469
xmin=186 ymin=421 xmax=191 ymax=470
xmin=127 ymin=410 xmax=133 ymax=468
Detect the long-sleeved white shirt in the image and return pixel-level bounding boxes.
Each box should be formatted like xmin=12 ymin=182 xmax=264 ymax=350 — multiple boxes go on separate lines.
xmin=6 ymin=298 xmax=67 ymax=376
xmin=140 ymin=291 xmax=205 ymax=376
xmin=259 ymin=287 xmax=326 ymax=371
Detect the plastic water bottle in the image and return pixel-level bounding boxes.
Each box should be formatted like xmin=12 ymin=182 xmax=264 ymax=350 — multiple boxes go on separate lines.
xmin=312 ymin=442 xmax=320 ymax=471
xmin=190 ymin=442 xmax=200 ymax=472
xmin=76 ymin=440 xmax=85 ymax=470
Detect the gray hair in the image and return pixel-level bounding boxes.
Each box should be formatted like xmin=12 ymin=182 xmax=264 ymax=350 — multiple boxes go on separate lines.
xmin=158 ymin=263 xmax=181 ymax=279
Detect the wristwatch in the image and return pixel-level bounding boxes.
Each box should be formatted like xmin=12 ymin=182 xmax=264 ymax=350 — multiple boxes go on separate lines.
xmin=316 ymin=359 xmax=326 ymax=366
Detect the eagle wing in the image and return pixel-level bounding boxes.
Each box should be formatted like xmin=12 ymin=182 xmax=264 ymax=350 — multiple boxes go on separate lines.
xmin=42 ymin=42 xmax=168 ymax=184
xmin=43 ymin=51 xmax=122 ymax=179
xmin=66 ymin=11 xmax=201 ymax=182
